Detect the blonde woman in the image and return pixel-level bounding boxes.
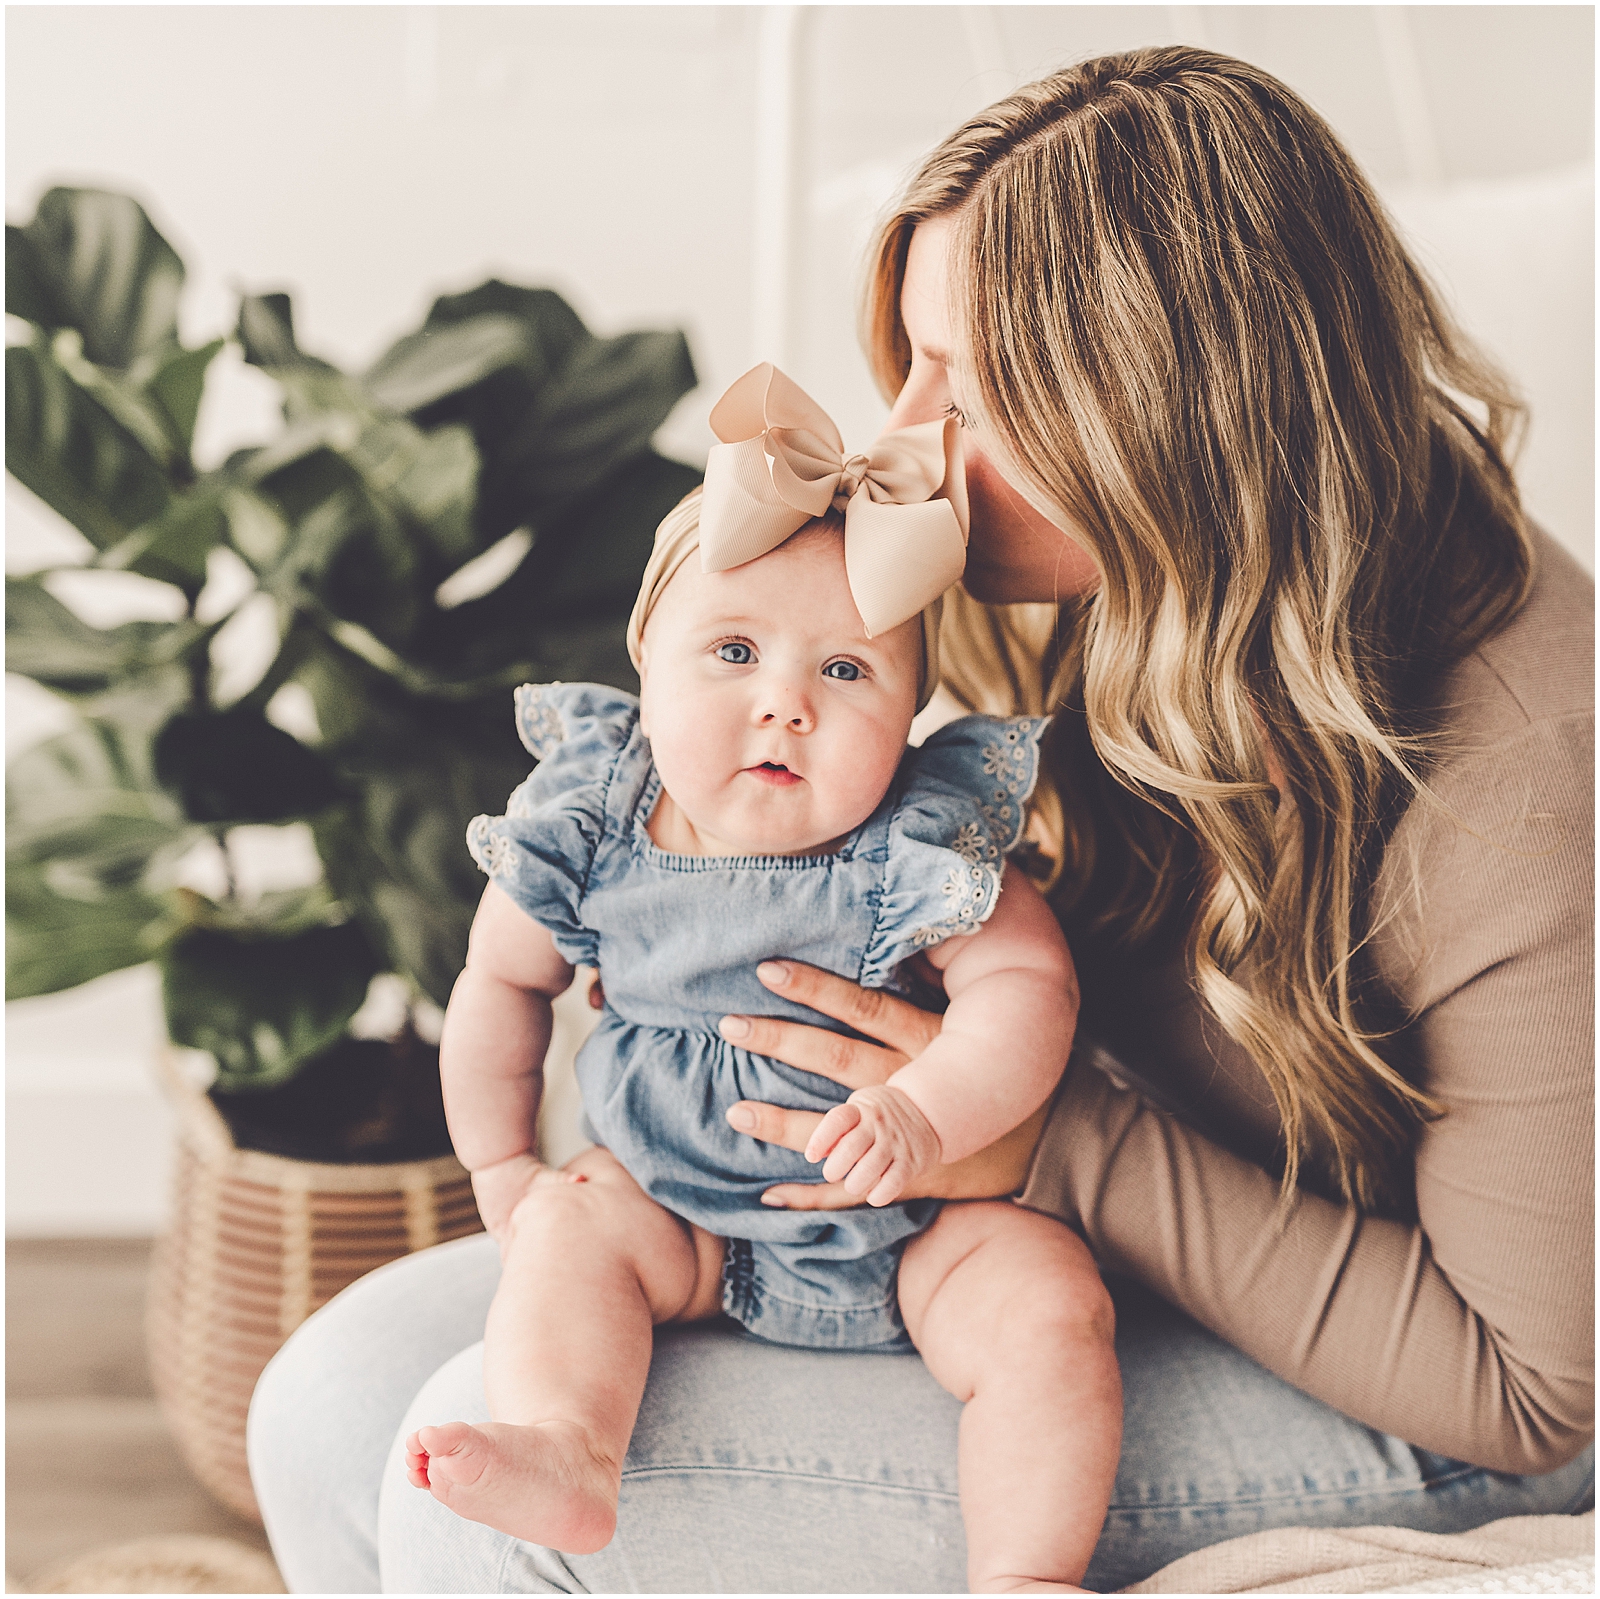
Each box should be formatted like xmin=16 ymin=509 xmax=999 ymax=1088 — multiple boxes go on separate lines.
xmin=249 ymin=48 xmax=1592 ymax=1593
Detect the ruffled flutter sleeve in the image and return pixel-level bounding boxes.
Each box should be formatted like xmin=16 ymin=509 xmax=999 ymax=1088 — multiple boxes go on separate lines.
xmin=465 ymin=681 xmax=637 ymax=968
xmin=861 ymin=713 xmax=1049 ymax=985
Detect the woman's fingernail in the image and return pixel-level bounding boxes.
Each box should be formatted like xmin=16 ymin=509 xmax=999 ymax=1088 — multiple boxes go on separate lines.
xmin=760 ymin=1191 xmax=787 ymax=1207
xmin=726 ymin=1104 xmax=757 ymax=1131
xmin=757 ymin=960 xmax=789 ymax=986
xmin=719 ymin=1015 xmax=751 ymax=1041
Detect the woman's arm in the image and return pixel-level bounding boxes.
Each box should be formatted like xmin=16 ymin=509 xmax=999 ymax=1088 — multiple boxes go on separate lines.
xmin=1026 ymin=711 xmax=1594 ymax=1475
xmin=723 ymin=717 xmax=1593 ymax=1473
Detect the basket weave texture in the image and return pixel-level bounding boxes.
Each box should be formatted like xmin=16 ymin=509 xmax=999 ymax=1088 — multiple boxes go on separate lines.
xmin=146 ymin=1063 xmax=482 ymax=1522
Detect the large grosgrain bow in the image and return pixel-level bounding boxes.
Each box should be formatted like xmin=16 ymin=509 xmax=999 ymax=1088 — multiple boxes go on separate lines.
xmin=700 ymin=363 xmax=969 ymax=637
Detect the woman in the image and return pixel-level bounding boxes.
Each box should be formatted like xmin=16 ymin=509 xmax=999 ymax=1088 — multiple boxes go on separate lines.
xmin=248 ymin=47 xmax=1593 ymax=1593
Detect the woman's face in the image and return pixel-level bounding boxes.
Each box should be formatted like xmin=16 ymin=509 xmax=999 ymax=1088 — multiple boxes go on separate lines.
xmin=882 ymin=214 xmax=1100 ymax=605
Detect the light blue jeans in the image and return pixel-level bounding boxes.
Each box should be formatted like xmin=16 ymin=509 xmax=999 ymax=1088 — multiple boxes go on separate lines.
xmin=247 ymin=1230 xmax=1593 ymax=1593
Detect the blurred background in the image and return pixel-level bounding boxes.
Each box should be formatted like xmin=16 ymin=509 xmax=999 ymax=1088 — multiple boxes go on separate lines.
xmin=7 ymin=3 xmax=1594 ymax=1238
xmin=3 ymin=6 xmax=1593 ymax=1585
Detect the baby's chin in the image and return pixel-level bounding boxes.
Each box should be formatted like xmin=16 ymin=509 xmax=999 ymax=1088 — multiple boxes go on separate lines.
xmin=709 ymin=798 xmax=877 ymax=859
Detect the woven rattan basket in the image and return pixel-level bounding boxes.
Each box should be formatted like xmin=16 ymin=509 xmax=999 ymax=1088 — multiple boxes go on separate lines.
xmin=147 ymin=1060 xmax=482 ymax=1522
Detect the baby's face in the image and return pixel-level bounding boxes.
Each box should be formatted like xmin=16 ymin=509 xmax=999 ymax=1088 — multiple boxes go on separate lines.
xmin=638 ymin=527 xmax=921 ymax=857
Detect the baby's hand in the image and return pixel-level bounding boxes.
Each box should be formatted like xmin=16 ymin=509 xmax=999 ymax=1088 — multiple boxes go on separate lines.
xmin=804 ymin=1084 xmax=942 ymax=1206
xmin=471 ymin=1151 xmax=584 ymax=1242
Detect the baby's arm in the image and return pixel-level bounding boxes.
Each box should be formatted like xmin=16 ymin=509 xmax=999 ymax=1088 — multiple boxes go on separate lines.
xmin=440 ymin=880 xmax=576 ymax=1237
xmin=806 ymin=871 xmax=1077 ymax=1206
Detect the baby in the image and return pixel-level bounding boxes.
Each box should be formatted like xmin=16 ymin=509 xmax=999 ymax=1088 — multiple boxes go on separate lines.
xmin=406 ymin=367 xmax=1121 ymax=1592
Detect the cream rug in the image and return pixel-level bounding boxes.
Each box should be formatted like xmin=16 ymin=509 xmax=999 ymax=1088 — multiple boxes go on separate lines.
xmin=1124 ymin=1511 xmax=1595 ymax=1594
xmin=10 ymin=1536 xmax=284 ymax=1594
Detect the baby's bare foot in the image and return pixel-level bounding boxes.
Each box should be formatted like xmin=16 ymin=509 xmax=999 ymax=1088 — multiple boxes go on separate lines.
xmin=405 ymin=1419 xmax=619 ymax=1553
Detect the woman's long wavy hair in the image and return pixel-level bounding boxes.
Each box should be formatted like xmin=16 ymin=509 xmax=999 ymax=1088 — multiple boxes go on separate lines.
xmin=863 ymin=47 xmax=1533 ymax=1208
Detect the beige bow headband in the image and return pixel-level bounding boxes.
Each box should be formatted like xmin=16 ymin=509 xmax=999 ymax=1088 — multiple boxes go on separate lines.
xmin=626 ymin=363 xmax=970 ymax=710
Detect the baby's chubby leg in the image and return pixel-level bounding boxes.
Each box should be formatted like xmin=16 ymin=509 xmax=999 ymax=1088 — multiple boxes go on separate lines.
xmin=899 ymin=1203 xmax=1122 ymax=1593
xmin=405 ymin=1147 xmax=725 ymax=1552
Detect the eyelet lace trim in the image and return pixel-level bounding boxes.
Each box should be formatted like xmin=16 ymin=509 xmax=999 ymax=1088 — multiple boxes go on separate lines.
xmin=515 ymin=682 xmax=567 ymax=761
xmin=467 ymin=816 xmax=519 ymax=882
xmin=908 ymin=859 xmax=1000 ymax=947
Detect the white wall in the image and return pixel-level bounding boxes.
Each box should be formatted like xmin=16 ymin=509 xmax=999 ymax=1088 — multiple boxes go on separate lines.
xmin=6 ymin=5 xmax=1592 ymax=1234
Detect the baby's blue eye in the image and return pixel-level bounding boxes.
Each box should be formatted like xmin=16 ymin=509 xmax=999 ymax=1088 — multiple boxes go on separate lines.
xmin=716 ymin=641 xmax=754 ymax=664
xmin=822 ymin=659 xmax=863 ymax=681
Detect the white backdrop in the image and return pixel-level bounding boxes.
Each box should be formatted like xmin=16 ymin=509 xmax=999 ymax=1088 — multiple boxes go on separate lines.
xmin=6 ymin=5 xmax=1593 ymax=1233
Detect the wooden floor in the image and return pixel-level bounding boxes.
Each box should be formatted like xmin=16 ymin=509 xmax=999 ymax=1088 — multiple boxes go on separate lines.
xmin=5 ymin=1238 xmax=279 ymax=1591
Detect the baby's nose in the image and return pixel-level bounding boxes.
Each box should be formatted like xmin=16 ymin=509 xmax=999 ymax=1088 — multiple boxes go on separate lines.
xmin=757 ymin=694 xmax=814 ymax=733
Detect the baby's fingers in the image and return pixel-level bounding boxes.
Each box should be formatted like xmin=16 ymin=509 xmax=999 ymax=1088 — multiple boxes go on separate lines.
xmin=865 ymin=1166 xmax=908 ymax=1207
xmin=804 ymin=1102 xmax=861 ymax=1164
xmin=836 ymin=1139 xmax=894 ymax=1197
xmin=820 ymin=1118 xmax=878 ymax=1183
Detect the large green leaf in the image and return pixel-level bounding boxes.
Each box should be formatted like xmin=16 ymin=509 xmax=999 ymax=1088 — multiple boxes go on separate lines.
xmin=406 ymin=281 xmax=695 ymax=542
xmin=409 ymin=450 xmax=699 ymax=685
xmin=364 ymin=314 xmax=532 ymax=415
xmin=236 ymin=291 xmax=333 ymax=372
xmin=513 ymin=328 xmax=697 ymax=516
xmin=309 ymin=684 xmax=527 ymax=1004
xmin=152 ymin=706 xmax=342 ymax=824
xmin=12 ymin=188 xmax=184 ymax=369
xmin=7 ymin=714 xmax=185 ymax=850
xmin=6 ymin=224 xmax=65 ymax=328
xmin=5 ymin=701 xmax=197 ymax=999
xmin=96 ymin=486 xmax=227 ymax=591
xmin=6 ymin=342 xmax=172 ymax=548
xmin=384 ymin=423 xmax=479 ymax=567
xmin=5 ymin=577 xmax=212 ymax=698
xmin=161 ymin=919 xmax=383 ymax=1090
xmin=340 ymin=415 xmax=480 ymax=570
xmin=419 ymin=281 xmax=588 ymax=381
xmin=5 ymin=856 xmax=177 ymax=999
xmin=524 ymin=448 xmax=701 ymax=617
xmin=138 ymin=337 xmax=225 ymax=454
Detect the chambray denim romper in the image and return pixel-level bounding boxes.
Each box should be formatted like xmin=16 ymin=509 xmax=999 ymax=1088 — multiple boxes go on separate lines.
xmin=467 ymin=682 xmax=1046 ymax=1351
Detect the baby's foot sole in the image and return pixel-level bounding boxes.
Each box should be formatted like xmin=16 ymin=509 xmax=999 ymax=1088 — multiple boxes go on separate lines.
xmin=405 ymin=1420 xmax=619 ymax=1553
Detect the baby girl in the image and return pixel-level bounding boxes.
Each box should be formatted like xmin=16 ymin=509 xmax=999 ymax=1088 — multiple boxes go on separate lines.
xmin=406 ymin=366 xmax=1121 ymax=1592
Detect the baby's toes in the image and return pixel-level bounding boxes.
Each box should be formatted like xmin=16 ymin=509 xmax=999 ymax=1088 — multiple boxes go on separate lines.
xmin=414 ymin=1422 xmax=491 ymax=1488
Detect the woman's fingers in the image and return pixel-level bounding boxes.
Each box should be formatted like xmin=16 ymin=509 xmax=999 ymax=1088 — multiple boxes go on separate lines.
xmin=718 ymin=1013 xmax=905 ymax=1088
xmin=759 ymin=1180 xmax=859 ymax=1210
xmin=755 ymin=961 xmax=945 ymax=1056
xmin=725 ymin=1100 xmax=824 ymax=1152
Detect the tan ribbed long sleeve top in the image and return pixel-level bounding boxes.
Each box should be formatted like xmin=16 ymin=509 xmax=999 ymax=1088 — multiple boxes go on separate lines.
xmin=1020 ymin=526 xmax=1594 ymax=1475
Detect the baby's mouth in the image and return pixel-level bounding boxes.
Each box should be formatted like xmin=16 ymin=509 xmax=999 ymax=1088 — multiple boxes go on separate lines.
xmin=745 ymin=761 xmax=803 ymax=787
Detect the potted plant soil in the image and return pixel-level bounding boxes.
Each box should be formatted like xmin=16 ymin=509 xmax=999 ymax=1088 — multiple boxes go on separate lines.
xmin=5 ymin=188 xmax=701 ymax=1517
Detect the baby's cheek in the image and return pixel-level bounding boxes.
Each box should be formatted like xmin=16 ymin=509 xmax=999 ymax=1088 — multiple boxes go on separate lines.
xmin=843 ymin=722 xmax=908 ymax=804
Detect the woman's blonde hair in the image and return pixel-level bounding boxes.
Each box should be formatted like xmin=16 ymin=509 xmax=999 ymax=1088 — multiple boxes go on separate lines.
xmin=863 ymin=46 xmax=1533 ymax=1208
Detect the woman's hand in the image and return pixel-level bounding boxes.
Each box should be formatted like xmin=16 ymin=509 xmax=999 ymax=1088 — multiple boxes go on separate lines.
xmin=718 ymin=960 xmax=1047 ymax=1208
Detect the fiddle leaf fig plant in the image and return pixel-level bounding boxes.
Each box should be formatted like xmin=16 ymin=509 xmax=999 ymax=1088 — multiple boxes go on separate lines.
xmin=6 ymin=185 xmax=700 ymax=1153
